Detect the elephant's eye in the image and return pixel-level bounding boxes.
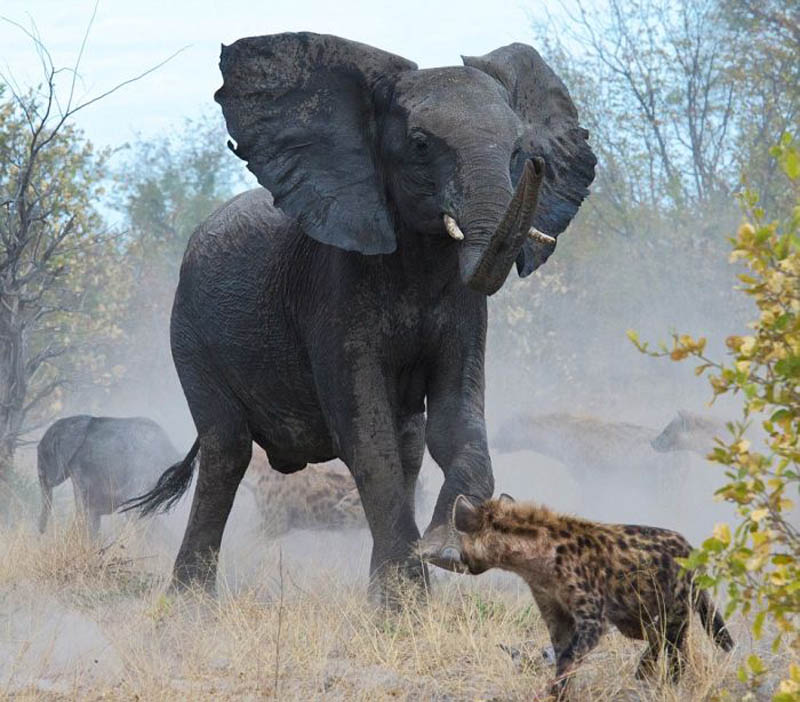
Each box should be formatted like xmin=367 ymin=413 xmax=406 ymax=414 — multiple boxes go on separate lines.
xmin=409 ymin=131 xmax=429 ymax=156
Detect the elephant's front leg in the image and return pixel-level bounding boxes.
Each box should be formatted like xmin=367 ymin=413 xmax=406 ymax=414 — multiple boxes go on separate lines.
xmin=348 ymin=436 xmax=427 ymax=603
xmin=324 ymin=366 xmax=426 ymax=604
xmin=352 ymin=448 xmax=426 ymax=603
xmin=419 ymin=358 xmax=495 ymax=568
xmin=71 ymin=478 xmax=90 ymax=533
xmin=86 ymin=509 xmax=101 ymax=538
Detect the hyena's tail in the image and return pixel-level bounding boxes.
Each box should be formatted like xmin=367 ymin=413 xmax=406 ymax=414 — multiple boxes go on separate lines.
xmin=695 ymin=589 xmax=734 ymax=651
xmin=120 ymin=438 xmax=200 ymax=516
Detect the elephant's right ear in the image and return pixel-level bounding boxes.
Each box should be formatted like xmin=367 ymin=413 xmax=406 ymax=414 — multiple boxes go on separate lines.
xmin=463 ymin=44 xmax=596 ymax=273
xmin=215 ymin=32 xmax=417 ymax=255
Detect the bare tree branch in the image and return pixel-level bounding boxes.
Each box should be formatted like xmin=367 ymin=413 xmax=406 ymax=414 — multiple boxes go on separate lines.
xmin=0 ymin=7 xmax=178 ymax=472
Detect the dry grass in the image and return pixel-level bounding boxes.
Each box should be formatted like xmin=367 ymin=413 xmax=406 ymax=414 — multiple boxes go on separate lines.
xmin=0 ymin=514 xmax=790 ymax=701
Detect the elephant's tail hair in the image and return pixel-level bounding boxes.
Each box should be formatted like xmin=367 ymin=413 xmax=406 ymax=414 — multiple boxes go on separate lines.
xmin=121 ymin=439 xmax=200 ymax=517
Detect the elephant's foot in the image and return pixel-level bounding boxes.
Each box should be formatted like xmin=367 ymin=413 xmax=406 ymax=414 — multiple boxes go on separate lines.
xmin=170 ymin=553 xmax=218 ymax=596
xmin=368 ymin=557 xmax=429 ymax=609
xmin=417 ymin=523 xmax=468 ymax=573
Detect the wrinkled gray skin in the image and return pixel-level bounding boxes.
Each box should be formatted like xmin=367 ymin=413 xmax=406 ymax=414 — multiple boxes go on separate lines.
xmin=38 ymin=415 xmax=179 ymax=536
xmin=130 ymin=32 xmax=595 ymax=601
xmin=651 ymin=410 xmax=726 ymax=455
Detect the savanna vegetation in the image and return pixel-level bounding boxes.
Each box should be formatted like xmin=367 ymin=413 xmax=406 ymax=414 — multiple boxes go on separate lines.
xmin=1 ymin=0 xmax=798 ymax=699
xmin=631 ymin=134 xmax=800 ymax=699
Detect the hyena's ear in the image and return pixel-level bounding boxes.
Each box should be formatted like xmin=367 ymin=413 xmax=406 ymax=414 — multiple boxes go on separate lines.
xmin=498 ymin=493 xmax=516 ymax=503
xmin=453 ymin=495 xmax=482 ymax=534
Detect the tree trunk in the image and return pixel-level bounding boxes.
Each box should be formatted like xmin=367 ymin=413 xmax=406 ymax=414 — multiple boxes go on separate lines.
xmin=0 ymin=440 xmax=13 ymax=480
xmin=0 ymin=296 xmax=26 ymax=482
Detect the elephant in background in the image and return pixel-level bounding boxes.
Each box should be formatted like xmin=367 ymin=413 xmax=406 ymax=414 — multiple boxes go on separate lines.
xmin=38 ymin=415 xmax=180 ymax=536
xmin=492 ymin=412 xmax=662 ymax=478
xmin=127 ymin=32 xmax=595 ymax=600
xmin=490 ymin=412 xmax=689 ymax=514
xmin=651 ymin=410 xmax=727 ymax=455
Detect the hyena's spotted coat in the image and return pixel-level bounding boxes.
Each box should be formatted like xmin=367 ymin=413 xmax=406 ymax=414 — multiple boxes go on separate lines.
xmin=247 ymin=448 xmax=365 ymax=536
xmin=453 ymin=495 xmax=733 ymax=699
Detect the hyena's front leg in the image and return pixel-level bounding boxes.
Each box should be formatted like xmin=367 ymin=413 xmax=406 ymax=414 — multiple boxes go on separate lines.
xmin=537 ymin=596 xmax=575 ymax=660
xmin=550 ymin=601 xmax=605 ymax=699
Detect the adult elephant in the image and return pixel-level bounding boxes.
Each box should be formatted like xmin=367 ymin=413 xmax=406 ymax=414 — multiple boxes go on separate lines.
xmin=38 ymin=415 xmax=180 ymax=536
xmin=127 ymin=32 xmax=595 ymax=600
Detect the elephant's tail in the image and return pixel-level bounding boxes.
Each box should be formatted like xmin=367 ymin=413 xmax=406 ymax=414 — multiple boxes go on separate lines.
xmin=37 ymin=439 xmax=57 ymax=534
xmin=37 ymin=470 xmax=53 ymax=534
xmin=121 ymin=439 xmax=200 ymax=517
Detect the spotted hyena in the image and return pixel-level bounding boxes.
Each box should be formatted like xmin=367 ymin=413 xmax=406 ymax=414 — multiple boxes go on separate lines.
xmin=247 ymin=448 xmax=366 ymax=535
xmin=452 ymin=495 xmax=733 ymax=699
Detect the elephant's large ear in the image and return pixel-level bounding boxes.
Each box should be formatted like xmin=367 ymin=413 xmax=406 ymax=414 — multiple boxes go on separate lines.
xmin=49 ymin=415 xmax=93 ymax=485
xmin=215 ymin=33 xmax=417 ymax=254
xmin=463 ymin=44 xmax=596 ymax=276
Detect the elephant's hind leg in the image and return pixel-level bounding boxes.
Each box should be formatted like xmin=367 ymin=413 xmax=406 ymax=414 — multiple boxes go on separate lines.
xmin=172 ymin=421 xmax=252 ymax=594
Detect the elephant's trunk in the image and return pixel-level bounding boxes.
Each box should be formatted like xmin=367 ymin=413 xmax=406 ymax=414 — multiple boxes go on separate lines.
xmin=454 ymin=157 xmax=545 ymax=295
xmin=38 ymin=478 xmax=52 ymax=534
xmin=37 ymin=441 xmax=62 ymax=534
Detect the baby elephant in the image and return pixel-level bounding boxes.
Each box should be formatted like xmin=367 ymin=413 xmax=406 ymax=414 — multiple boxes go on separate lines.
xmin=452 ymin=495 xmax=733 ymax=700
xmin=38 ymin=415 xmax=180 ymax=536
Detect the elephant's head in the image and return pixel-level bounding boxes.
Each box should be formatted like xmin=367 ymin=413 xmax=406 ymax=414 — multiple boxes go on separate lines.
xmin=651 ymin=410 xmax=724 ymax=455
xmin=215 ymin=33 xmax=595 ymax=295
xmin=36 ymin=435 xmax=68 ymax=533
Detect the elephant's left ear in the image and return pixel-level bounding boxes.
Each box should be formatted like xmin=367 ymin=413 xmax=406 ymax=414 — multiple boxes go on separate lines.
xmin=463 ymin=44 xmax=596 ymax=276
xmin=215 ymin=33 xmax=417 ymax=255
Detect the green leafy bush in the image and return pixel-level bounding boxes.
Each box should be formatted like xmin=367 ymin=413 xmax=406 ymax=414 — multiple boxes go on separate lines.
xmin=629 ymin=134 xmax=800 ymax=700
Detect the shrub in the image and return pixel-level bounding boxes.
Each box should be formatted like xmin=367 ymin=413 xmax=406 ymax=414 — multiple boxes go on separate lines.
xmin=629 ymin=134 xmax=800 ymax=700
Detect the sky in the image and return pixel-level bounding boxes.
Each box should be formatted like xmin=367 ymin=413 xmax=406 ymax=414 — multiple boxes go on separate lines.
xmin=1 ymin=0 xmax=549 ymax=149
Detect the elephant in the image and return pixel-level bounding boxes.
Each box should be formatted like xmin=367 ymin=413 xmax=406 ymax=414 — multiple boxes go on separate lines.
xmin=651 ymin=410 xmax=726 ymax=455
xmin=38 ymin=415 xmax=180 ymax=536
xmin=490 ymin=412 xmax=693 ymax=519
xmin=492 ymin=412 xmax=661 ymax=479
xmin=126 ymin=32 xmax=595 ymax=601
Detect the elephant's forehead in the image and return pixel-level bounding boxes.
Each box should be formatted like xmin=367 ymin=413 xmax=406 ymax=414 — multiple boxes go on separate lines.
xmin=393 ymin=67 xmax=517 ymax=133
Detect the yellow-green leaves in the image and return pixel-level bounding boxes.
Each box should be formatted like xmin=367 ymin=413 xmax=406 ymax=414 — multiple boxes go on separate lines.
xmin=629 ymin=134 xmax=800 ymax=700
xmin=714 ymin=522 xmax=732 ymax=546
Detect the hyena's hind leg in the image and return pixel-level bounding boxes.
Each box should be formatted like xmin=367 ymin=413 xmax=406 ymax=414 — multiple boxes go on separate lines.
xmin=664 ymin=618 xmax=689 ymax=682
xmin=635 ymin=624 xmax=664 ymax=680
xmin=635 ymin=614 xmax=689 ymax=682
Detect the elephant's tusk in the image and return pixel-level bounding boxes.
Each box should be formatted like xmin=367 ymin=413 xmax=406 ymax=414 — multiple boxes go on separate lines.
xmin=528 ymin=227 xmax=556 ymax=246
xmin=443 ymin=214 xmax=465 ymax=241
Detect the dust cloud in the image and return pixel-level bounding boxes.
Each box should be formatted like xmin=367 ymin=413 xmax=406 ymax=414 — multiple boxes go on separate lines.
xmin=1 ymin=193 xmax=768 ymax=700
xmin=30 ymin=196 xmax=752 ymax=577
